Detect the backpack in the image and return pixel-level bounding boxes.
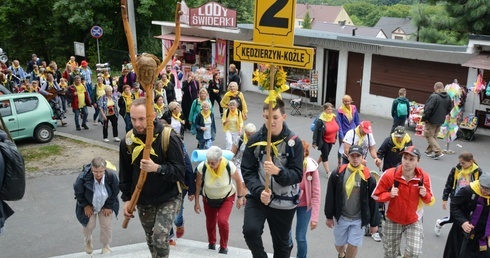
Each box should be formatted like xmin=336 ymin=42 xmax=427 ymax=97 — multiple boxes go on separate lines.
xmin=224 ymin=108 xmax=242 ymax=119
xmin=310 ymin=115 xmax=319 ymax=132
xmin=0 ymin=139 xmax=26 ymax=201
xmin=396 ymin=100 xmax=408 ymax=117
xmin=229 ymin=92 xmax=242 ymax=111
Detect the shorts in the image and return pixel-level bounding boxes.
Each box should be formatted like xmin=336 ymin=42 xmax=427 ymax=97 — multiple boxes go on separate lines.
xmin=333 ymin=216 xmax=365 ymax=247
xmin=320 ymin=142 xmax=333 ymax=162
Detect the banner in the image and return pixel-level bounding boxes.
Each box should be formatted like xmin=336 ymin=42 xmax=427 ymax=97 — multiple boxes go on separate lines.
xmin=216 ymin=39 xmax=226 ymax=65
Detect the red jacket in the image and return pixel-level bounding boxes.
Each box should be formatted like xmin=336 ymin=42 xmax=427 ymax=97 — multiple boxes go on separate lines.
xmin=372 ymin=166 xmax=434 ymax=225
xmin=68 ymin=84 xmax=91 ymax=110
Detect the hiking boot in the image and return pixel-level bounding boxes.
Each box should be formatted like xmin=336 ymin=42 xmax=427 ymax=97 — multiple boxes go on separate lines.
xmin=219 ymin=247 xmax=228 ymax=254
xmin=176 ymin=226 xmax=185 ymax=238
xmin=208 ymin=243 xmax=216 ymax=250
xmin=84 ymin=239 xmax=93 ymax=254
xmin=432 ymin=153 xmax=444 ymax=160
xmin=82 ymin=125 xmax=89 ymax=130
xmin=76 ymin=127 xmax=81 ymax=131
xmin=371 ymin=232 xmax=382 ymax=242
xmin=101 ymin=245 xmax=111 ymax=254
xmin=434 ymin=219 xmax=442 ymax=236
xmin=168 ymin=239 xmax=176 ymax=246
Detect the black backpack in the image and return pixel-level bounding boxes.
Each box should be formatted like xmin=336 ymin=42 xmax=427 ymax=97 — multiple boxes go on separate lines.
xmin=0 ymin=139 xmax=26 ymax=201
xmin=229 ymin=92 xmax=242 ymax=111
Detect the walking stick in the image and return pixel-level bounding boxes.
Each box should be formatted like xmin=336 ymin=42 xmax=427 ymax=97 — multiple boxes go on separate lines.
xmin=121 ymin=0 xmax=182 ymax=229
xmin=264 ymin=64 xmax=276 ymax=192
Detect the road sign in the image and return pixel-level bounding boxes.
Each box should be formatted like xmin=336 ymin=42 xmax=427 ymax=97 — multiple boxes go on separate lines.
xmin=234 ymin=41 xmax=313 ymax=69
xmin=90 ymin=26 xmax=103 ymax=39
xmin=74 ymin=42 xmax=85 ymax=57
xmin=253 ymin=0 xmax=296 ymax=46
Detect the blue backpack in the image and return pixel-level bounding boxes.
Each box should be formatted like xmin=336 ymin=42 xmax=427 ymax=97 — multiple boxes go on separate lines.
xmin=396 ymin=100 xmax=408 ymax=117
xmin=310 ymin=116 xmax=319 ymax=132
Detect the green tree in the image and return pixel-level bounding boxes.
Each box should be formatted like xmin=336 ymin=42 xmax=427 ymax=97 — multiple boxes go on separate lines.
xmin=302 ymin=10 xmax=312 ymax=29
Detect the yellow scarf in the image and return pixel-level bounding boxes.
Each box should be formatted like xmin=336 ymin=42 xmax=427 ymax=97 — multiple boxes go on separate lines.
xmin=391 ymin=133 xmax=411 ymax=151
xmin=162 ymin=80 xmax=169 ymax=88
xmin=345 ymin=163 xmax=366 ymax=199
xmin=319 ymin=112 xmax=335 ymax=122
xmin=122 ymin=92 xmax=132 ymax=113
xmin=453 ymin=163 xmax=479 ymax=189
xmin=134 ymin=91 xmax=141 ymax=99
xmin=75 ymin=83 xmax=86 ymax=107
xmin=1 ymin=79 xmax=6 ymax=85
xmin=154 ymin=103 xmax=165 ymax=114
xmin=155 ymin=89 xmax=164 ymax=97
xmin=250 ymin=138 xmax=285 ymax=158
xmin=33 ymin=70 xmax=40 ymax=77
xmin=59 ymin=82 xmax=68 ymax=89
xmin=12 ymin=64 xmax=19 ymax=69
xmin=470 ymin=180 xmax=490 ymax=205
xmin=339 ymin=104 xmax=353 ymax=122
xmin=96 ymin=83 xmax=105 ymax=99
xmin=104 ymin=74 xmax=111 ymax=79
xmin=227 ymin=109 xmax=238 ymax=117
xmin=201 ymin=109 xmax=211 ymax=120
xmin=205 ymin=158 xmax=228 ymax=183
xmin=172 ymin=112 xmax=185 ymax=123
xmin=355 ymin=127 xmax=366 ymax=146
xmin=243 ymin=133 xmax=249 ymax=145
xmin=130 ymin=133 xmax=158 ymax=163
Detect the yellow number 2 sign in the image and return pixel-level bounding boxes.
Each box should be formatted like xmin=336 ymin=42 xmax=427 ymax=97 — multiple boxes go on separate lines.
xmin=253 ymin=0 xmax=296 ymax=46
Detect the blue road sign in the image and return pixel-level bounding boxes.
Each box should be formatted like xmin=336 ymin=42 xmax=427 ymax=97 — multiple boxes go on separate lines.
xmin=90 ymin=26 xmax=103 ymax=39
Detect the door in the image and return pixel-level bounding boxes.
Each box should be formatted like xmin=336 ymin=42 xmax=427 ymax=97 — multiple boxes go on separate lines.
xmin=0 ymin=99 xmax=18 ymax=138
xmin=345 ymin=52 xmax=364 ymax=112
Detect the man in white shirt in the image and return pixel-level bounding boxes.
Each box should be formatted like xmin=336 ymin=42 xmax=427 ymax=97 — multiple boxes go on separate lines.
xmin=340 ymin=121 xmax=381 ymax=168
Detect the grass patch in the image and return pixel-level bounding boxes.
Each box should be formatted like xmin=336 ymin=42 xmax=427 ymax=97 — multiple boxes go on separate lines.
xmin=20 ymin=144 xmax=64 ymax=163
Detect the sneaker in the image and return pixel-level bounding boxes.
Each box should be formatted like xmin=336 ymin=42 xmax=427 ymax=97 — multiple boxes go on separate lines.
xmin=371 ymin=232 xmax=382 ymax=242
xmin=82 ymin=125 xmax=89 ymax=130
xmin=168 ymin=239 xmax=176 ymax=246
xmin=84 ymin=239 xmax=93 ymax=254
xmin=113 ymin=137 xmax=121 ymax=142
xmin=219 ymin=247 xmax=228 ymax=254
xmin=432 ymin=153 xmax=444 ymax=160
xmin=434 ymin=219 xmax=442 ymax=236
xmin=208 ymin=243 xmax=216 ymax=250
xmin=101 ymin=245 xmax=111 ymax=254
xmin=93 ymin=122 xmax=98 ymax=126
xmin=103 ymin=138 xmax=110 ymax=142
xmin=176 ymin=226 xmax=185 ymax=238
xmin=425 ymin=151 xmax=434 ymax=157
xmin=76 ymin=127 xmax=81 ymax=131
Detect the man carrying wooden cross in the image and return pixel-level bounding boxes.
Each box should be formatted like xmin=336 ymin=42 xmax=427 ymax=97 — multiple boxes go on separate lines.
xmin=241 ymin=98 xmax=304 ymax=258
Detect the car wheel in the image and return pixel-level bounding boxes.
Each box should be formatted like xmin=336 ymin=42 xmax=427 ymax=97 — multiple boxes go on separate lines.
xmin=34 ymin=124 xmax=54 ymax=143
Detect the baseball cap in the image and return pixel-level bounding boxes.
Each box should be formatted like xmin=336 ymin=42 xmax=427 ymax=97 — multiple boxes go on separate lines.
xmin=81 ymin=60 xmax=89 ymax=66
xmin=393 ymin=126 xmax=406 ymax=138
xmin=348 ymin=145 xmax=363 ymax=156
xmin=400 ymin=146 xmax=421 ymax=159
xmin=479 ymin=172 xmax=490 ymax=188
xmin=360 ymin=121 xmax=372 ymax=134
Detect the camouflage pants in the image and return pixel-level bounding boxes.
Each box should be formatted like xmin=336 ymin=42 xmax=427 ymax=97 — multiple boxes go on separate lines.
xmin=137 ymin=197 xmax=181 ymax=258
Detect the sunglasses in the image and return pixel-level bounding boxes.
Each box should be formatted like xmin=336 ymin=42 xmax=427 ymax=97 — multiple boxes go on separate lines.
xmin=481 ymin=185 xmax=490 ymax=191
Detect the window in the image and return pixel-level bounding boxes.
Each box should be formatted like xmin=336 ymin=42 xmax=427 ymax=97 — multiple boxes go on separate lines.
xmin=0 ymin=100 xmax=12 ymax=117
xmin=14 ymin=96 xmax=38 ymax=114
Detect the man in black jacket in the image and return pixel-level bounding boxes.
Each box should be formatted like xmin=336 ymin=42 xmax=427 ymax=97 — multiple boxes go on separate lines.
xmin=422 ymin=82 xmax=453 ymax=160
xmin=119 ymin=97 xmax=186 ymax=258
xmin=241 ymin=98 xmax=303 ymax=258
xmin=325 ymin=145 xmax=379 ymax=258
xmin=377 ymin=126 xmax=413 ymax=172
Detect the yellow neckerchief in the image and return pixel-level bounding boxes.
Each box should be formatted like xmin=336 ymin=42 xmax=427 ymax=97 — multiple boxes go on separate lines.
xmin=47 ymin=81 xmax=54 ymax=89
xmin=40 ymin=74 xmax=46 ymax=79
xmin=345 ymin=163 xmax=366 ymax=199
xmin=96 ymin=83 xmax=105 ymax=98
xmin=12 ymin=64 xmax=19 ymax=69
xmin=155 ymin=88 xmax=164 ymax=97
xmin=1 ymin=79 xmax=6 ymax=85
xmin=162 ymin=80 xmax=169 ymax=88
xmin=130 ymin=133 xmax=158 ymax=163
xmin=46 ymin=67 xmax=53 ymax=73
xmin=453 ymin=163 xmax=479 ymax=189
xmin=391 ymin=133 xmax=411 ymax=151
xmin=154 ymin=103 xmax=165 ymax=114
xmin=201 ymin=109 xmax=211 ymax=119
xmin=205 ymin=158 xmax=228 ymax=183
xmin=355 ymin=126 xmax=366 ymax=146
xmin=59 ymin=81 xmax=68 ymax=89
xmin=228 ymin=108 xmax=238 ymax=117
xmin=104 ymin=74 xmax=110 ymax=79
xmin=319 ymin=112 xmax=335 ymax=122
xmin=243 ymin=133 xmax=249 ymax=145
xmin=470 ymin=180 xmax=490 ymax=205
xmin=172 ymin=112 xmax=184 ymax=123
xmin=122 ymin=92 xmax=132 ymax=112
xmin=250 ymin=137 xmax=285 ymax=158
xmin=75 ymin=83 xmax=85 ymax=93
xmin=134 ymin=90 xmax=141 ymax=99
xmin=339 ymin=104 xmax=353 ymax=122
xmin=33 ymin=70 xmax=40 ymax=76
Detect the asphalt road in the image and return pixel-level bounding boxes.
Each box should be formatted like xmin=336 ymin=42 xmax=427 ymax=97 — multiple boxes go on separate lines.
xmin=3 ymin=91 xmax=490 ymax=257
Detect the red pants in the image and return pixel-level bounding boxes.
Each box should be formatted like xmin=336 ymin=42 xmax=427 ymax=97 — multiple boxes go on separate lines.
xmin=203 ymin=194 xmax=235 ymax=248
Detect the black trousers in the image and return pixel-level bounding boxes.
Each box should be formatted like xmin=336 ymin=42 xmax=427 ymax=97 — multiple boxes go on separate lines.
xmin=209 ymin=94 xmax=223 ymax=116
xmin=102 ymin=114 xmax=118 ymax=139
xmin=243 ymin=197 xmax=295 ymax=258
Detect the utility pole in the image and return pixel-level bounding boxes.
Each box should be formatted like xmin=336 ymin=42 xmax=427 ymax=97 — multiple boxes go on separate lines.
xmin=127 ymin=0 xmax=138 ymax=54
